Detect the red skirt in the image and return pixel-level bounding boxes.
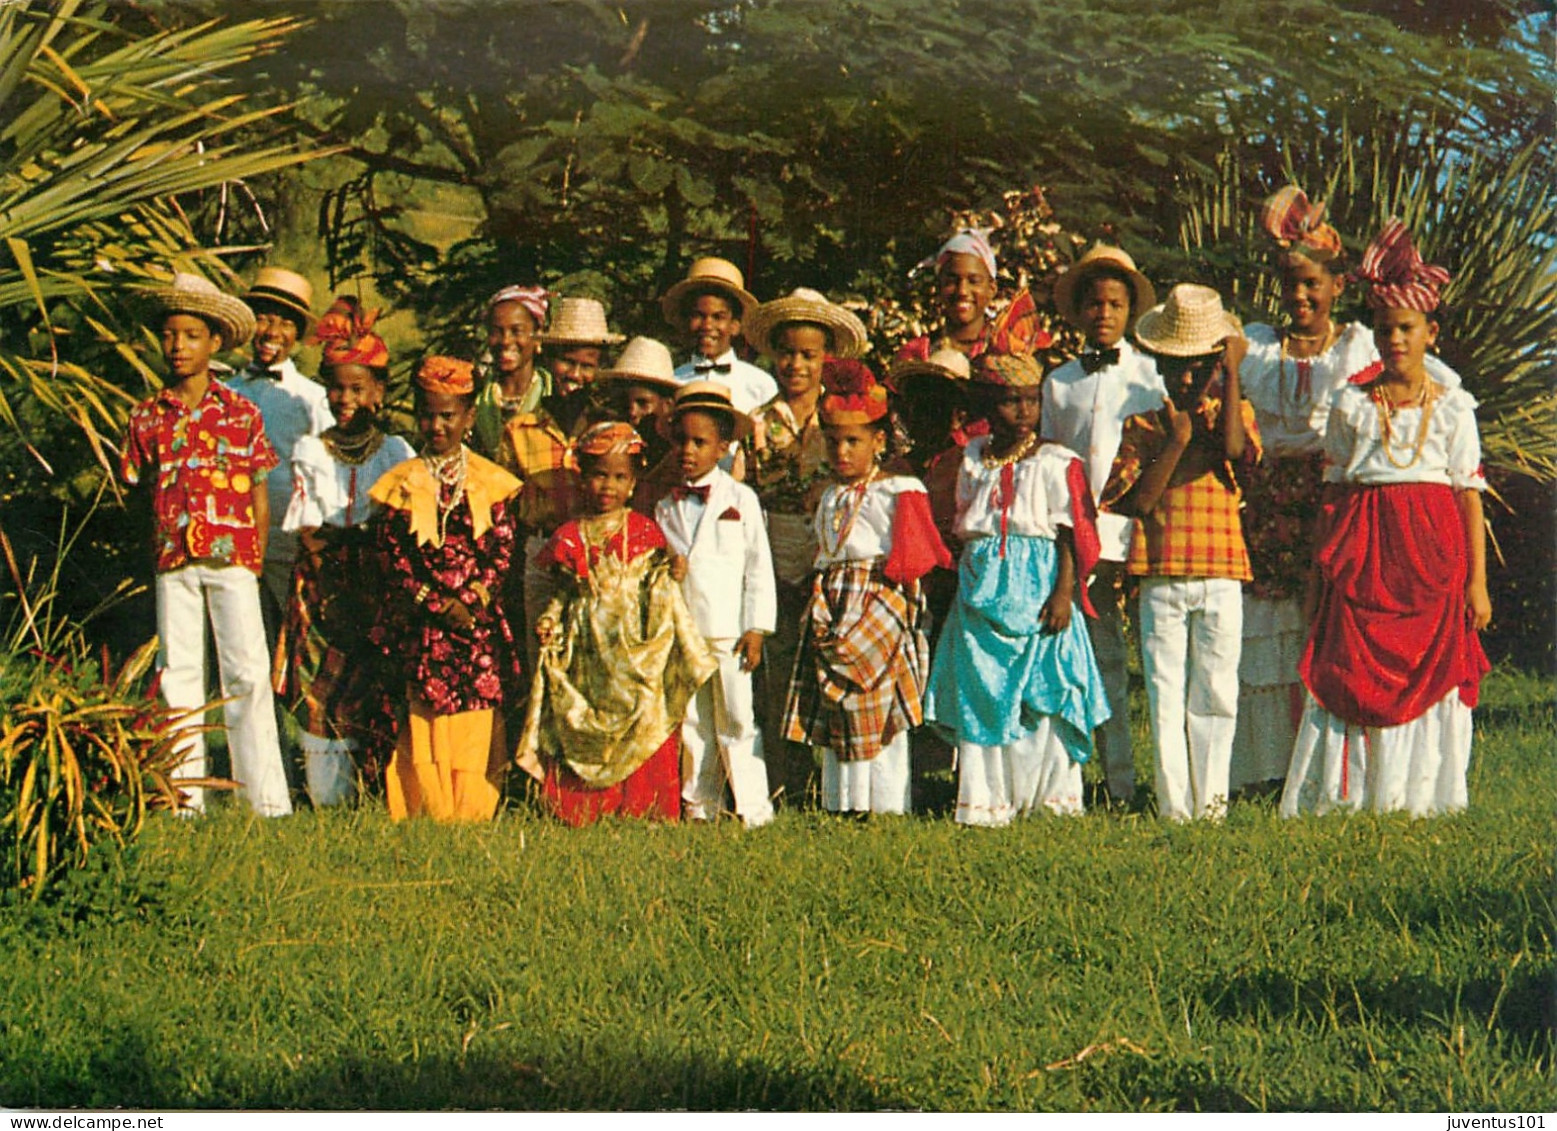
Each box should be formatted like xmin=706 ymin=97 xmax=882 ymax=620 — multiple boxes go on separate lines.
xmin=542 ymin=731 xmax=682 ymax=826
xmin=1300 ymin=482 xmax=1488 ymax=727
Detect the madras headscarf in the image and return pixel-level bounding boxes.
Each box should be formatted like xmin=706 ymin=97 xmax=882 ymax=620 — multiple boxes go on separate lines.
xmin=818 ymin=358 xmax=890 ymax=425
xmin=1261 ymin=186 xmax=1343 ymax=260
xmin=912 ymin=228 xmax=998 ymax=280
xmin=575 ymin=420 xmax=645 ymax=458
xmin=974 ymin=351 xmax=1044 ymax=388
xmin=1359 ymin=219 xmax=1451 ymax=312
xmin=486 ymin=284 xmax=550 ymax=329
xmin=415 ymin=355 xmax=475 ymax=396
xmin=312 ymin=296 xmax=390 ymax=369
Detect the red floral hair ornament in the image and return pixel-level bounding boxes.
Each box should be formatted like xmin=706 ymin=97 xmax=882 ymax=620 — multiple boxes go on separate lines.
xmin=819 ymin=358 xmax=889 ymax=426
xmin=313 ymin=295 xmax=390 ymax=370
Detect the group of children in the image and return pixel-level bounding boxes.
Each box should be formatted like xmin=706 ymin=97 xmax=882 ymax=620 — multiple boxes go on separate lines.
xmin=119 ymin=188 xmax=1490 ymax=827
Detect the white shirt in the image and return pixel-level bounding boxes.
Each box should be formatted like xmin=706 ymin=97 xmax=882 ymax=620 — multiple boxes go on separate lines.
xmin=811 ymin=474 xmax=927 ymax=568
xmin=955 ymin=439 xmax=1081 ymax=543
xmin=674 ymin=349 xmax=779 ymax=415
xmin=1041 ymin=339 xmax=1166 ymax=561
xmin=654 ymin=466 xmax=777 ymax=639
xmin=1243 ymin=321 xmax=1463 ymax=460
xmin=1323 ymin=383 xmax=1484 ymax=490
xmin=283 ymin=432 xmax=415 ymax=532
xmin=224 ymin=357 xmax=335 ymax=561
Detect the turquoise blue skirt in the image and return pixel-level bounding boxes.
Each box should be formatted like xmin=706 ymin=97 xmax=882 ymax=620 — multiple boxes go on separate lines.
xmin=925 ymin=533 xmax=1110 ymax=761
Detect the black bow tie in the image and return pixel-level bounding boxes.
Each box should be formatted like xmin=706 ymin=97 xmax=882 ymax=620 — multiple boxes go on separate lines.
xmin=245 ymin=362 xmax=283 ymax=380
xmin=693 ymin=360 xmax=732 ymax=375
xmin=673 ymin=483 xmax=711 ymax=504
xmin=1080 ymin=348 xmax=1120 ymax=374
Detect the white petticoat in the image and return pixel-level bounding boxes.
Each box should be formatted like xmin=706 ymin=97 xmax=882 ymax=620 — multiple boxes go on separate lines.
xmin=954 ymin=717 xmax=1084 ymax=827
xmin=1231 ymin=594 xmax=1308 ymax=790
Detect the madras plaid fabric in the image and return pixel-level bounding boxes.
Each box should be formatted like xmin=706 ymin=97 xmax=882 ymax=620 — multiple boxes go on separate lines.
xmin=1108 ymin=396 xmax=1259 ymax=581
xmin=783 ymin=561 xmax=931 ymax=762
xmin=503 ymin=406 xmax=576 ymax=531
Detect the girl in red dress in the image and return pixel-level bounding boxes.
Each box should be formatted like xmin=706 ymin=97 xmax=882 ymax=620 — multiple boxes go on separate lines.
xmin=515 ymin=422 xmax=717 ymax=824
xmin=1282 ymin=220 xmax=1490 ymax=817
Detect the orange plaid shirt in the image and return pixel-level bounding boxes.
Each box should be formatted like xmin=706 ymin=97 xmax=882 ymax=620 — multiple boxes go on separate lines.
xmin=1103 ymin=393 xmax=1261 ymax=581
xmin=502 ymin=405 xmax=576 ymax=532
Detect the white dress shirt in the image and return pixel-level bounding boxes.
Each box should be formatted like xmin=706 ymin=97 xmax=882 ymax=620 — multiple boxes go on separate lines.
xmin=674 ymin=349 xmax=779 ymax=414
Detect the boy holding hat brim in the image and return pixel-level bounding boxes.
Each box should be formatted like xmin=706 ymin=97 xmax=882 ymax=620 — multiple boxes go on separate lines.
xmin=656 ymin=382 xmax=778 ymax=826
xmin=1101 ymin=284 xmax=1259 ymax=822
xmin=663 ymin=257 xmax=777 ymax=414
xmin=228 ymin=266 xmax=335 ymax=622
xmin=539 ymin=296 xmax=625 ymax=397
xmin=1043 ymin=244 xmax=1166 ymax=808
xmin=121 ymin=273 xmax=292 ymax=816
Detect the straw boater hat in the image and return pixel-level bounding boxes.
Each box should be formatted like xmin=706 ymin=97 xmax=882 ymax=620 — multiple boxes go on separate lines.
xmin=596 ymin=336 xmax=683 ymax=393
xmin=1133 ymin=284 xmax=1242 ymax=357
xmin=667 ymin=380 xmax=754 ymax=441
xmin=538 ymin=297 xmax=625 ymax=347
xmin=241 ymin=266 xmax=315 ymax=329
xmin=154 ymin=272 xmax=256 ymax=348
xmin=1052 ymin=244 xmax=1156 ymax=328
xmin=660 ymin=257 xmax=758 ymax=326
xmin=742 ymin=287 xmax=868 ymax=359
xmin=888 ymin=346 xmax=972 ymax=394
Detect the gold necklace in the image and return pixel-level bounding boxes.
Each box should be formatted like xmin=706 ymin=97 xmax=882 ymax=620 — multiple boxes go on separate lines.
xmin=578 ymin=509 xmax=629 ymax=592
xmin=980 ymin=431 xmax=1041 ymax=470
xmin=824 ymin=467 xmax=878 ymax=557
xmin=1278 ymin=322 xmax=1337 ymax=407
xmin=422 ymin=444 xmax=468 ymax=545
xmin=1371 ymin=381 xmax=1438 ymax=470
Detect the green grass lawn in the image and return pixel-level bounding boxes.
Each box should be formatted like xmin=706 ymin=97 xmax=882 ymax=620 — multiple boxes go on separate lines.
xmin=2 ymin=667 xmax=1551 ymax=1112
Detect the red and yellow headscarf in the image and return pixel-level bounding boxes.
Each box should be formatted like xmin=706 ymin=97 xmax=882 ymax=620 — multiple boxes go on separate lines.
xmin=415 ymin=356 xmax=476 ymax=396
xmin=1261 ymin=187 xmax=1343 ymax=261
xmin=312 ymin=296 xmax=390 ymax=370
xmin=575 ymin=420 xmax=645 ymax=458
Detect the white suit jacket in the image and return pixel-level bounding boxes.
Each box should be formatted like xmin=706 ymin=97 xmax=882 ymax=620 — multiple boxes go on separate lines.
xmin=655 ymin=467 xmax=777 ymax=641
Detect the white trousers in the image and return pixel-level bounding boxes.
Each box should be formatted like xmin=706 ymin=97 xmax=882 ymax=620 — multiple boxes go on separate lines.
xmin=682 ymin=641 xmax=773 ymax=827
xmin=300 ymin=731 xmax=357 ymax=808
xmin=1139 ymin=577 xmax=1242 ymax=821
xmin=1086 ymin=564 xmax=1136 ymax=802
xmin=956 ymin=718 xmax=1084 ymax=827
xmin=818 ymin=731 xmax=911 ymax=815
xmin=156 ymin=564 xmax=292 ymax=817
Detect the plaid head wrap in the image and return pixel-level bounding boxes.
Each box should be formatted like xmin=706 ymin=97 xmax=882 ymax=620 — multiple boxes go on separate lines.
xmin=486 ymin=284 xmax=550 ymax=329
xmin=1359 ymin=219 xmax=1451 ymax=312
xmin=313 ymin=296 xmax=390 ymax=370
xmin=974 ymin=352 xmax=1043 ymax=388
xmin=1261 ymin=187 xmax=1343 ymax=260
xmin=415 ymin=356 xmax=475 ymax=396
xmin=575 ymin=420 xmax=645 ymax=458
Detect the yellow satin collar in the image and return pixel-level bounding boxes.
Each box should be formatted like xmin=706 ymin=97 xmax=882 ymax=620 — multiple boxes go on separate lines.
xmin=369 ymin=449 xmax=522 ymax=548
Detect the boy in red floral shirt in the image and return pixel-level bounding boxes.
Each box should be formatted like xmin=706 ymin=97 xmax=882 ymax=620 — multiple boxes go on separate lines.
xmin=121 ymin=274 xmax=292 ymax=816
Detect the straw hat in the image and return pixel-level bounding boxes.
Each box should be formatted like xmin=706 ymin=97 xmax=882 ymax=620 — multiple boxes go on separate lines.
xmin=538 ymin=297 xmax=625 ymax=347
xmin=597 ymin=336 xmax=683 ymax=393
xmin=241 ymin=266 xmax=315 ymax=328
xmin=1052 ymin=244 xmax=1156 ymax=328
xmin=154 ymin=272 xmax=256 ymax=348
xmin=660 ymin=257 xmax=758 ymax=326
xmin=666 ymin=379 xmax=753 ymax=441
xmin=742 ymin=288 xmax=868 ymax=359
xmin=888 ymin=347 xmax=971 ymax=393
xmin=1133 ymin=284 xmax=1242 ymax=358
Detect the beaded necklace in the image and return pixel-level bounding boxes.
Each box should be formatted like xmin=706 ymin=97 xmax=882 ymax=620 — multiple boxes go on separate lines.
xmin=577 ymin=509 xmax=630 ymax=594
xmin=979 ymin=430 xmax=1041 ymax=470
xmin=1278 ymin=320 xmax=1337 ymax=409
xmin=1370 ymin=379 xmax=1439 ymax=470
xmin=821 ymin=467 xmax=878 ymax=559
xmin=422 ymin=444 xmax=468 ymax=546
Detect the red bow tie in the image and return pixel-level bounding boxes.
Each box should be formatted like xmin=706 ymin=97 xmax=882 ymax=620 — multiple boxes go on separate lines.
xmin=673 ymin=483 xmax=711 ymax=504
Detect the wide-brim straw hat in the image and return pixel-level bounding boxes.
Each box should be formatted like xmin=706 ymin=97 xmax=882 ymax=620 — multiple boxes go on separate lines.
xmin=660 ymin=257 xmax=758 ymax=326
xmin=241 ymin=266 xmax=315 ymax=328
xmin=154 ymin=272 xmax=256 ymax=348
xmin=1133 ymin=284 xmax=1242 ymax=357
xmin=1052 ymin=244 xmax=1156 ymax=328
xmin=888 ymin=346 xmax=972 ymax=393
xmin=664 ymin=379 xmax=753 ymax=441
xmin=597 ymin=335 xmax=683 ymax=393
xmin=538 ymin=296 xmax=625 ymax=346
xmin=742 ymin=287 xmax=868 ymax=359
